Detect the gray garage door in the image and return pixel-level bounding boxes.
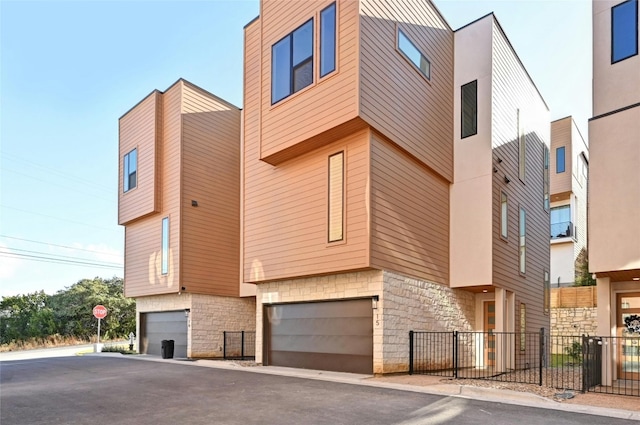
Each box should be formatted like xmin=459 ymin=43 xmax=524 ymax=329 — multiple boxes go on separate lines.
xmin=264 ymin=299 xmax=373 ymax=374
xmin=141 ymin=311 xmax=188 ymax=358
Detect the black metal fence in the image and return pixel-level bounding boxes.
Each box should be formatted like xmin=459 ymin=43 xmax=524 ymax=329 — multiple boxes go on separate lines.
xmin=409 ymin=330 xmax=640 ymax=397
xmin=223 ymin=331 xmax=255 ymax=360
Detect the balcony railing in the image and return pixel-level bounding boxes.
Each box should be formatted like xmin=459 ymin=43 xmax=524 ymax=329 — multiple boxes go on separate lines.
xmin=551 ymin=221 xmax=573 ymax=240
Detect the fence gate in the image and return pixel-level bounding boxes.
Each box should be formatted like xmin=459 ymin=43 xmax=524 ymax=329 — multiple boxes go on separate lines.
xmin=582 ymin=336 xmax=602 ymax=392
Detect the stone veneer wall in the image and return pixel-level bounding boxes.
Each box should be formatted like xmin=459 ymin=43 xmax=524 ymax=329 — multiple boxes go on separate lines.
xmin=382 ymin=271 xmax=476 ymax=373
xmin=551 ymin=307 xmax=597 ymax=336
xmin=136 ymin=293 xmax=256 ymax=358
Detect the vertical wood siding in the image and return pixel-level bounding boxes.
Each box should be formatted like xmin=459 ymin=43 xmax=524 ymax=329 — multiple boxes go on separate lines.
xmin=370 ymin=132 xmax=449 ymax=285
xmin=180 ymin=82 xmax=241 ymax=296
xmin=489 ymin=18 xmax=550 ymax=333
xmin=550 ymin=118 xmax=572 ymax=195
xmin=359 ymin=0 xmax=454 ymax=182
xmin=259 ymin=0 xmax=360 ymax=164
xmin=118 ymin=92 xmax=161 ymax=225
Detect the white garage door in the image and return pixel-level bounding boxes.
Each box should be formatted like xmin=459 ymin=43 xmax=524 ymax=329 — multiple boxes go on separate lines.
xmin=141 ymin=311 xmax=188 ymax=358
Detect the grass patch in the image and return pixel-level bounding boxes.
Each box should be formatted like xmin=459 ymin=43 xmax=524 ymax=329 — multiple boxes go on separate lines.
xmin=101 ymin=345 xmax=137 ymax=355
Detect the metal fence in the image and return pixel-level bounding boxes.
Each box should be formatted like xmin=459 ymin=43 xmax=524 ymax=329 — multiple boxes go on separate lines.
xmin=409 ymin=330 xmax=640 ymax=397
xmin=223 ymin=331 xmax=255 ymax=360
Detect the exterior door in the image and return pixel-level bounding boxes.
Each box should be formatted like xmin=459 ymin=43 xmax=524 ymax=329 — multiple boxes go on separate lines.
xmin=618 ymin=293 xmax=640 ymax=380
xmin=484 ymin=301 xmax=496 ymax=367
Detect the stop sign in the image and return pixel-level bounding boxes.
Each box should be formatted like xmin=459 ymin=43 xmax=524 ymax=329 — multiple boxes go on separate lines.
xmin=93 ymin=305 xmax=107 ymax=319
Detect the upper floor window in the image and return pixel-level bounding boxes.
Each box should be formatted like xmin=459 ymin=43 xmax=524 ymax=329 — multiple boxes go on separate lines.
xmin=272 ymin=20 xmax=314 ymax=104
xmin=550 ymin=205 xmax=572 ymax=239
xmin=328 ymin=151 xmax=344 ymax=243
xmin=543 ymin=146 xmax=550 ymax=211
xmin=397 ymin=29 xmax=431 ymax=80
xmin=123 ymin=148 xmax=137 ymax=192
xmin=518 ymin=109 xmax=526 ymax=182
xmin=612 ymin=0 xmax=638 ymax=63
xmin=501 ymin=192 xmax=508 ymax=239
xmin=461 ymin=80 xmax=477 ymax=138
xmin=556 ymin=146 xmax=566 ymax=173
xmin=320 ymin=3 xmax=336 ymax=77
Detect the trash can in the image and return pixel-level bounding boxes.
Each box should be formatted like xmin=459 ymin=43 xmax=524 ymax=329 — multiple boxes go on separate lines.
xmin=161 ymin=339 xmax=175 ymax=359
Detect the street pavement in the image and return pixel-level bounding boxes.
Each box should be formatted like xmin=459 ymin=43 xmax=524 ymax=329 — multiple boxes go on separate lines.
xmin=1 ymin=353 xmax=638 ymax=425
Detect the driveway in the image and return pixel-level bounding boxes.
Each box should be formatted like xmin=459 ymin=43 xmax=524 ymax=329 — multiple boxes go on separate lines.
xmin=1 ymin=356 xmax=635 ymax=425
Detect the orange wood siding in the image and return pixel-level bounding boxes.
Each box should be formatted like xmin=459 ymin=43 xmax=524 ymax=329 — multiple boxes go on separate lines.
xmin=259 ymin=0 xmax=360 ymax=164
xmin=243 ymin=128 xmax=370 ymax=283
xmin=550 ymin=118 xmax=572 ymax=195
xmin=180 ymin=82 xmax=242 ymax=296
xmin=489 ymin=20 xmax=550 ymax=332
xmin=359 ymin=0 xmax=454 ymax=182
xmin=369 ymin=131 xmax=449 ymax=285
xmin=118 ymin=91 xmax=161 ymax=225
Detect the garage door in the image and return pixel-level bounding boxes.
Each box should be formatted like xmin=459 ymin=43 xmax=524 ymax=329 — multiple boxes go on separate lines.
xmin=141 ymin=311 xmax=188 ymax=358
xmin=264 ymin=299 xmax=373 ymax=374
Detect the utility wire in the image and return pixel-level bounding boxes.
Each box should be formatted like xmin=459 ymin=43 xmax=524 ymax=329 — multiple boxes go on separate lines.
xmin=0 ymin=251 xmax=123 ymax=270
xmin=4 ymin=247 xmax=123 ymax=266
xmin=0 ymin=234 xmax=123 ymax=258
xmin=0 ymin=205 xmax=121 ymax=232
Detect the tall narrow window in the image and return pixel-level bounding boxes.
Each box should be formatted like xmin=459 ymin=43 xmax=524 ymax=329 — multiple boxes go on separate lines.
xmin=519 ymin=207 xmax=526 ymax=274
xmin=397 ymin=29 xmax=431 ymax=79
xmin=320 ymin=3 xmax=336 ymax=77
xmin=501 ymin=192 xmax=508 ymax=239
xmin=612 ymin=0 xmax=638 ymax=63
xmin=272 ymin=19 xmax=314 ymax=104
xmin=328 ymin=151 xmax=344 ymax=242
xmin=520 ymin=303 xmax=527 ymax=351
xmin=544 ymin=270 xmax=550 ymax=315
xmin=543 ymin=145 xmax=550 ymax=211
xmin=123 ymin=148 xmax=137 ymax=192
xmin=461 ymin=80 xmax=477 ymax=138
xmin=556 ymin=146 xmax=566 ymax=173
xmin=518 ymin=109 xmax=526 ymax=182
xmin=161 ymin=217 xmax=169 ymax=275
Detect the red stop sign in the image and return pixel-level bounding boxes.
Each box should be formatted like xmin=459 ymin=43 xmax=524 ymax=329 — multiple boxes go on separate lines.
xmin=93 ymin=305 xmax=107 ymax=319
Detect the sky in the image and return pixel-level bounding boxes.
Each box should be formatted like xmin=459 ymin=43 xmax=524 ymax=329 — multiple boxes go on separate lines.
xmin=0 ymin=0 xmax=592 ymax=298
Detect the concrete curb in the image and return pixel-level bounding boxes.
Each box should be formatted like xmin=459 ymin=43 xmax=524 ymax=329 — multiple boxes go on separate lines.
xmin=113 ymin=355 xmax=640 ymax=421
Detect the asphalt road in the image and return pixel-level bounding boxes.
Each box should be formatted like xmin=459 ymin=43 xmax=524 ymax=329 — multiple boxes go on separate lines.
xmin=0 ymin=356 xmax=635 ymax=425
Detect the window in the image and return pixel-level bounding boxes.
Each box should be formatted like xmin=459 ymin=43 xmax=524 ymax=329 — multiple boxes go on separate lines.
xmin=320 ymin=3 xmax=336 ymax=77
xmin=272 ymin=19 xmax=314 ymax=104
xmin=550 ymin=205 xmax=572 ymax=239
xmin=397 ymin=29 xmax=431 ymax=79
xmin=328 ymin=151 xmax=344 ymax=242
xmin=556 ymin=146 xmax=565 ymax=173
xmin=123 ymin=148 xmax=137 ymax=192
xmin=544 ymin=270 xmax=550 ymax=315
xmin=543 ymin=146 xmax=550 ymax=211
xmin=612 ymin=0 xmax=638 ymax=63
xmin=501 ymin=192 xmax=508 ymax=239
xmin=518 ymin=109 xmax=525 ymax=182
xmin=519 ymin=207 xmax=526 ymax=274
xmin=461 ymin=80 xmax=477 ymax=138
xmin=520 ymin=303 xmax=527 ymax=351
xmin=161 ymin=217 xmax=169 ymax=275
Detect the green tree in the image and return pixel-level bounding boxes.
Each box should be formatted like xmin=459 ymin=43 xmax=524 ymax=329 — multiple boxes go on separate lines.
xmin=0 ymin=291 xmax=56 ymax=344
xmin=574 ymin=248 xmax=596 ymax=286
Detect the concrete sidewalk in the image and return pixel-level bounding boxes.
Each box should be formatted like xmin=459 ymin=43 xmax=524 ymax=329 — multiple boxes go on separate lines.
xmin=118 ymin=355 xmax=640 ymax=422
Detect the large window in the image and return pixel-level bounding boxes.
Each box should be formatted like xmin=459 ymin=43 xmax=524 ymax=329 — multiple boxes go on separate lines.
xmin=543 ymin=146 xmax=550 ymax=211
xmin=272 ymin=20 xmax=314 ymax=104
xmin=518 ymin=109 xmax=526 ymax=182
xmin=556 ymin=146 xmax=566 ymax=173
xmin=328 ymin=151 xmax=344 ymax=242
xmin=612 ymin=0 xmax=638 ymax=63
xmin=461 ymin=80 xmax=477 ymax=138
xmin=519 ymin=207 xmax=526 ymax=274
xmin=320 ymin=3 xmax=336 ymax=77
xmin=123 ymin=148 xmax=137 ymax=192
xmin=550 ymin=205 xmax=572 ymax=239
xmin=501 ymin=192 xmax=508 ymax=239
xmin=397 ymin=29 xmax=431 ymax=79
xmin=161 ymin=217 xmax=169 ymax=275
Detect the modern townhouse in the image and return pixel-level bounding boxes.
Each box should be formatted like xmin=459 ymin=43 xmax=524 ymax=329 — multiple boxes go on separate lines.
xmin=242 ymin=0 xmax=550 ymax=375
xmin=118 ymin=79 xmax=255 ymax=358
xmin=589 ymin=0 xmax=640 ymax=383
xmin=549 ymin=117 xmax=589 ymax=287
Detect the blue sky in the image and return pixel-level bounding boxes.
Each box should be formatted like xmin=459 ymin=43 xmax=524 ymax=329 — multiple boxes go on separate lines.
xmin=0 ymin=0 xmax=591 ymax=297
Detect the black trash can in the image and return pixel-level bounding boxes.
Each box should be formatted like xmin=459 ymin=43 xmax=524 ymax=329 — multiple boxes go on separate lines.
xmin=161 ymin=339 xmax=175 ymax=359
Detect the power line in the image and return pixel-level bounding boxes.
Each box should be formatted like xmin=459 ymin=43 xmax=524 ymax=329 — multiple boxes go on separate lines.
xmin=0 ymin=205 xmax=121 ymax=232
xmin=4 ymin=247 xmax=123 ymax=266
xmin=0 ymin=251 xmax=123 ymax=270
xmin=0 ymin=234 xmax=123 ymax=258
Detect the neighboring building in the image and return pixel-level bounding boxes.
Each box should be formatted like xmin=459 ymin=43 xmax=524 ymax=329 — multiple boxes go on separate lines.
xmin=589 ymin=0 xmax=640 ymax=383
xmin=549 ymin=117 xmax=589 ymax=287
xmin=118 ymin=79 xmax=255 ymax=358
xmin=243 ymin=0 xmax=550 ymax=374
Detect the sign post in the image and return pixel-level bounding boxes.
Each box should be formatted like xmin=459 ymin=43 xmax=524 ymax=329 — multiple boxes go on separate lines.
xmin=93 ymin=305 xmax=108 ymax=345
